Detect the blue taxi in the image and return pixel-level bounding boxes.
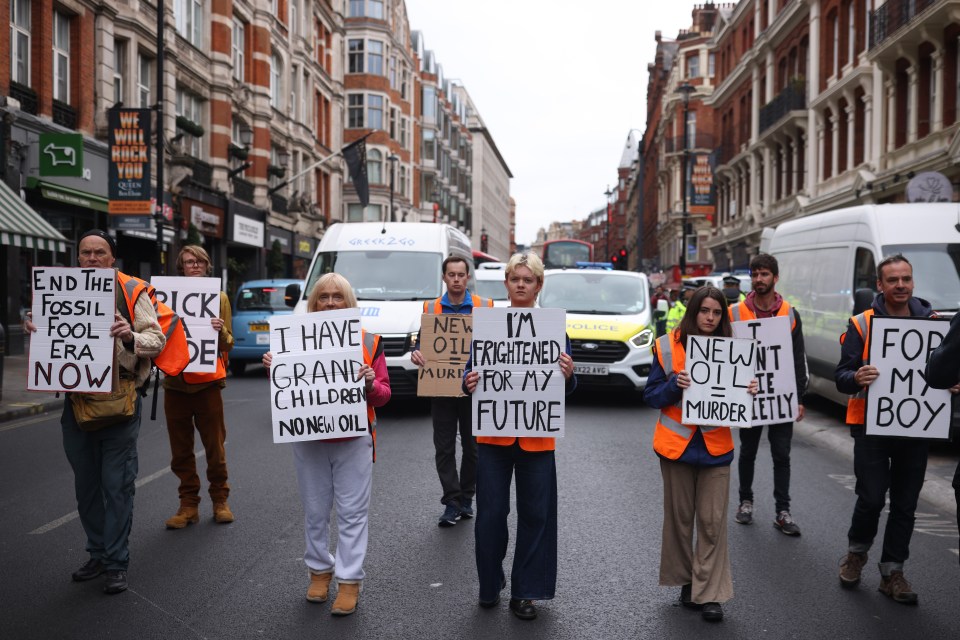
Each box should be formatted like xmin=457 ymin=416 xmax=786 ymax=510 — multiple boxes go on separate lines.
xmin=230 ymin=278 xmax=303 ymax=376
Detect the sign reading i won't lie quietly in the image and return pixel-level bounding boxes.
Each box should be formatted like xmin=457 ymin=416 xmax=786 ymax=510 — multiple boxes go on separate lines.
xmin=151 ymin=276 xmax=222 ymax=374
xmin=865 ymin=315 xmax=952 ymax=439
xmin=28 ymin=267 xmax=117 ymax=393
xmin=682 ymin=335 xmax=757 ymax=429
xmin=268 ymin=308 xmax=368 ymax=444
xmin=732 ymin=314 xmax=798 ymax=426
xmin=471 ymin=307 xmax=567 ymax=438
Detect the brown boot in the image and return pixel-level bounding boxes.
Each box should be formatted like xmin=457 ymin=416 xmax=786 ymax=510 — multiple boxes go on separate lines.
xmin=165 ymin=506 xmax=200 ymax=529
xmin=213 ymin=502 xmax=235 ymax=524
xmin=331 ymin=581 xmax=361 ymax=616
xmin=306 ymin=572 xmax=333 ymax=603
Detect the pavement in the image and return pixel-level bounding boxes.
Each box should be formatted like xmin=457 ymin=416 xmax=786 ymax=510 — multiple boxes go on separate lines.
xmin=0 ymin=352 xmax=63 ymax=423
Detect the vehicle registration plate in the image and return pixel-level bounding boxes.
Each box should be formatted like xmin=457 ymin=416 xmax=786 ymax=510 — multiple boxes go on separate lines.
xmin=574 ymin=364 xmax=609 ymax=376
xmin=250 ymin=323 xmax=269 ymax=332
xmin=256 ymin=334 xmax=270 ymax=345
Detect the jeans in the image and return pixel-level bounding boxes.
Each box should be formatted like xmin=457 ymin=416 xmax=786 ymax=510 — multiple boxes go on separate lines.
xmin=475 ymin=443 xmax=557 ymax=602
xmin=737 ymin=423 xmax=793 ymax=513
xmin=432 ymin=396 xmax=477 ymax=506
xmin=847 ymin=435 xmax=928 ymax=569
xmin=61 ymin=397 xmax=142 ymax=571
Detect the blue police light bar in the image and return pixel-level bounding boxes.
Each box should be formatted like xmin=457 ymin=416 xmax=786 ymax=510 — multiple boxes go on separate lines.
xmin=575 ymin=261 xmax=614 ymax=270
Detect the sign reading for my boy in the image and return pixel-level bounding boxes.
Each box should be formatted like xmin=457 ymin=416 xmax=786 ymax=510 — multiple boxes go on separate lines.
xmin=682 ymin=335 xmax=757 ymax=428
xmin=732 ymin=315 xmax=798 ymax=425
xmin=471 ymin=307 xmax=566 ymax=438
xmin=268 ymin=308 xmax=367 ymax=444
xmin=151 ymin=276 xmax=221 ymax=373
xmin=865 ymin=315 xmax=951 ymax=439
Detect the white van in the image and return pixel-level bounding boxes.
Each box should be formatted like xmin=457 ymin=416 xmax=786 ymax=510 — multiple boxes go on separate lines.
xmin=473 ymin=262 xmax=509 ymax=307
xmin=295 ymin=221 xmax=474 ymax=396
xmin=762 ymin=203 xmax=960 ymax=404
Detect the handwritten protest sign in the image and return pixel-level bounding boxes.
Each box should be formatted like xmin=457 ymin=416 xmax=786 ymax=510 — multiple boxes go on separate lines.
xmin=682 ymin=335 xmax=756 ymax=428
xmin=152 ymin=276 xmax=221 ymax=373
xmin=732 ymin=315 xmax=798 ymax=426
xmin=268 ymin=308 xmax=367 ymax=444
xmin=29 ymin=267 xmax=116 ymax=392
xmin=471 ymin=307 xmax=566 ymax=438
xmin=418 ymin=313 xmax=471 ymax=397
xmin=865 ymin=316 xmax=951 ymax=439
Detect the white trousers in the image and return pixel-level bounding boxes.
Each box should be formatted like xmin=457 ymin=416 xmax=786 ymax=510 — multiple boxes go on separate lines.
xmin=293 ymin=437 xmax=373 ymax=582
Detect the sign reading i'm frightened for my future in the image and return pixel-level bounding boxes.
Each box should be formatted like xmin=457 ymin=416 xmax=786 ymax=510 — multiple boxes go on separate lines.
xmin=682 ymin=335 xmax=757 ymax=429
xmin=29 ymin=267 xmax=117 ymax=393
xmin=471 ymin=307 xmax=567 ymax=438
xmin=268 ymin=308 xmax=368 ymax=444
xmin=865 ymin=315 xmax=952 ymax=439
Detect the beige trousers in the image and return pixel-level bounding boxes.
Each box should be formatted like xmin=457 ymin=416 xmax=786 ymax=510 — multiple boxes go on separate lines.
xmin=658 ymin=458 xmax=734 ymax=604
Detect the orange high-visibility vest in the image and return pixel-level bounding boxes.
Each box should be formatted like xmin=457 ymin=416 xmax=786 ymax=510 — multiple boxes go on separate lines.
xmin=423 ymin=294 xmax=493 ymax=314
xmin=652 ymin=331 xmax=734 ymax=460
xmin=842 ymin=309 xmax=874 ymax=425
xmin=117 ymin=272 xmax=190 ymax=377
xmin=729 ymin=299 xmax=797 ymax=330
xmin=182 ymin=292 xmax=230 ymax=385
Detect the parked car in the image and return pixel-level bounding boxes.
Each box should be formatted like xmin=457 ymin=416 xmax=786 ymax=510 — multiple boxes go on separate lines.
xmin=230 ymin=278 xmax=303 ymax=376
xmin=473 ymin=261 xmax=509 ymax=307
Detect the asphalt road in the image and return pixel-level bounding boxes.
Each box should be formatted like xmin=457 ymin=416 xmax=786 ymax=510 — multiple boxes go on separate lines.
xmin=0 ymin=374 xmax=957 ymax=640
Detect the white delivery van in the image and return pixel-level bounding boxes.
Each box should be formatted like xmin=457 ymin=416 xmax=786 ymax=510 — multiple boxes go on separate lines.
xmin=763 ymin=203 xmax=960 ymax=405
xmin=473 ymin=262 xmax=509 ymax=307
xmin=295 ymin=221 xmax=475 ymax=396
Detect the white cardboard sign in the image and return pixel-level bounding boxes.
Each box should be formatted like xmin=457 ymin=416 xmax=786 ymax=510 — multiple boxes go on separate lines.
xmin=28 ymin=267 xmax=116 ymax=393
xmin=268 ymin=308 xmax=368 ymax=443
xmin=471 ymin=307 xmax=567 ymax=438
xmin=151 ymin=276 xmax=221 ymax=373
xmin=732 ymin=315 xmax=798 ymax=426
xmin=682 ymin=335 xmax=756 ymax=429
xmin=865 ymin=316 xmax=952 ymax=439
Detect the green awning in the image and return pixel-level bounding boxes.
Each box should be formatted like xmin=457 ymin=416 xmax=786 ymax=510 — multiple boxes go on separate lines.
xmin=0 ymin=180 xmax=68 ymax=252
xmin=32 ymin=179 xmax=110 ymax=213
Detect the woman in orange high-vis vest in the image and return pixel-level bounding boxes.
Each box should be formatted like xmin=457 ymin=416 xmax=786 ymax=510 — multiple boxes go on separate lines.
xmin=643 ymin=286 xmax=758 ymax=623
xmin=463 ymin=252 xmax=576 ymax=621
xmin=163 ymin=245 xmax=236 ymax=529
xmin=263 ymin=273 xmax=390 ymax=617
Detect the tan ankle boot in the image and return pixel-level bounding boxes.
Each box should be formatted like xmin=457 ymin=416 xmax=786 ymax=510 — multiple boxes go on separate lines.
xmin=306 ymin=572 xmax=333 ymax=603
xmin=213 ymin=502 xmax=234 ymax=524
xmin=165 ymin=506 xmax=200 ymax=529
xmin=331 ymin=581 xmax=361 ymax=615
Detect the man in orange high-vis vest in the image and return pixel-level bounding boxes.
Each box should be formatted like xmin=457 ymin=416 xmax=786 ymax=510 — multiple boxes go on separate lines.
xmin=410 ymin=255 xmax=493 ymax=527
xmin=162 ymin=246 xmax=236 ymax=529
xmin=834 ymin=254 xmax=933 ymax=604
xmin=728 ymin=254 xmax=808 ymax=536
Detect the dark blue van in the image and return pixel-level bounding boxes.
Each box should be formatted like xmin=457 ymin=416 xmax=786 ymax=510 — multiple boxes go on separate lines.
xmin=230 ymin=278 xmax=303 ymax=375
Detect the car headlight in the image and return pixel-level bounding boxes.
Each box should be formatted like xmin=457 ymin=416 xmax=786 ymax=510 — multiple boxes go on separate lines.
xmin=629 ymin=328 xmax=654 ymax=350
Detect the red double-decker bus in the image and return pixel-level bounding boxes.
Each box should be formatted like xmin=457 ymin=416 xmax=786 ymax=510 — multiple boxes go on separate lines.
xmin=472 ymin=249 xmax=502 ymax=267
xmin=542 ymin=239 xmax=593 ymax=269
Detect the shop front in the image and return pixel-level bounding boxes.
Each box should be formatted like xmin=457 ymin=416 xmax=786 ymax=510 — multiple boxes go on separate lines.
xmin=182 ymin=187 xmax=227 ymax=280
xmin=227 ymin=201 xmax=266 ymax=297
xmin=293 ymin=234 xmax=316 ymax=280
xmin=266 ymin=226 xmax=294 ymax=278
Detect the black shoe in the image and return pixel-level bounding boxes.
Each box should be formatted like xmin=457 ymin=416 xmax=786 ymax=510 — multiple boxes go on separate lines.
xmin=479 ymin=594 xmax=501 ymax=608
xmin=438 ymin=503 xmax=461 ymax=528
xmin=509 ymin=598 xmax=537 ymax=620
xmin=103 ymin=570 xmax=128 ymax=595
xmin=701 ymin=602 xmax=723 ymax=621
xmin=72 ymin=558 xmax=105 ymax=582
xmin=679 ymin=584 xmax=701 ymax=609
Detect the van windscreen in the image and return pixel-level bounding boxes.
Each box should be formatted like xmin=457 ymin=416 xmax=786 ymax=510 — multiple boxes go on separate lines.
xmin=305 ymin=251 xmax=443 ymax=301
xmin=883 ymin=243 xmax=960 ymax=313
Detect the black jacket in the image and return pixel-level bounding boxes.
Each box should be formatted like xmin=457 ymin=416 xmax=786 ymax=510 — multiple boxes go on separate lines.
xmin=926 ymin=313 xmax=960 ymax=389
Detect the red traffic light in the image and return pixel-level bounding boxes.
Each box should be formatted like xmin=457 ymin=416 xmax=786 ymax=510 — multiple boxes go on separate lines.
xmin=619 ymin=248 xmax=627 ymax=257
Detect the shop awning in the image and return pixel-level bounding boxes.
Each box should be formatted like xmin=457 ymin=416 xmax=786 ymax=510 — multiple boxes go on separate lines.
xmin=0 ymin=180 xmax=68 ymax=252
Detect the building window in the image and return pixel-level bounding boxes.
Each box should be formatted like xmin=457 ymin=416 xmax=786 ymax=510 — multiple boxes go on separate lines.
xmin=367 ymin=95 xmax=384 ymax=130
xmin=10 ymin=0 xmax=31 ymax=85
xmin=348 ymin=39 xmax=364 ymax=73
xmin=291 ymin=65 xmax=300 ymax=119
xmin=423 ymin=129 xmax=436 ymax=161
xmin=348 ymin=203 xmax=381 ymax=222
xmin=367 ymin=149 xmax=382 ymax=184
xmin=687 ymin=54 xmax=700 ymax=78
xmin=423 ymin=86 xmax=437 ymax=122
xmin=138 ymin=53 xmax=153 ymax=108
xmin=832 ymin=13 xmax=839 ymax=77
xmin=175 ymin=0 xmax=204 ymax=48
xmin=389 ymin=57 xmax=397 ymax=89
xmin=401 ymin=68 xmax=409 ymax=100
xmin=232 ymin=18 xmax=245 ymax=82
xmin=53 ymin=12 xmax=70 ymax=102
xmin=400 ymin=117 xmax=408 ymax=149
xmin=847 ymin=1 xmax=855 ymax=65
xmin=175 ymin=87 xmax=204 ymax=158
xmin=708 ymin=52 xmax=716 ymax=78
xmin=348 ymin=0 xmax=363 ymax=17
xmin=865 ymin=0 xmax=872 ymax=50
xmin=686 ymin=111 xmax=697 ymax=149
xmin=113 ymin=40 xmax=127 ymax=104
xmin=368 ymin=40 xmax=384 ymax=75
xmin=271 ymin=52 xmax=282 ymax=108
xmin=347 ymin=0 xmax=383 ymax=19
xmin=290 ymin=0 xmax=298 ymax=37
xmin=369 ymin=0 xmax=384 ymax=19
xmin=347 ymin=93 xmax=364 ymax=128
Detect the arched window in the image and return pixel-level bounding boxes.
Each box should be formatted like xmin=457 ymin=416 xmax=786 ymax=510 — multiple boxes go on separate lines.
xmin=367 ymin=149 xmax=382 ymax=184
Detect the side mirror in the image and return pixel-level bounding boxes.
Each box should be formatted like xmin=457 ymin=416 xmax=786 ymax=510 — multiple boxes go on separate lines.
xmin=284 ymin=283 xmax=302 ymax=308
xmin=853 ymin=288 xmax=875 ymax=315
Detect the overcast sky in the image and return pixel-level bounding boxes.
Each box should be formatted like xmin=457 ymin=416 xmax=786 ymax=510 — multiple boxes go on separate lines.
xmin=404 ymin=0 xmax=699 ymax=247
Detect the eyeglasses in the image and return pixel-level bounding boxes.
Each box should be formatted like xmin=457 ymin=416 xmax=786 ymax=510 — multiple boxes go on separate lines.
xmin=183 ymin=259 xmax=208 ymax=268
xmin=318 ymin=293 xmax=345 ymax=303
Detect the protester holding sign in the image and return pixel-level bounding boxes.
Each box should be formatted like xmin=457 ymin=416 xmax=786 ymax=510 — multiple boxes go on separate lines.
xmin=644 ymin=286 xmax=758 ymax=622
xmin=262 ymin=273 xmax=390 ymax=616
xmin=161 ymin=246 xmax=236 ymax=529
xmin=834 ymin=254 xmax=932 ymax=604
xmin=729 ymin=254 xmax=808 ymax=535
xmin=463 ymin=252 xmax=575 ymax=621
xmin=25 ymin=230 xmax=164 ymax=595
xmin=410 ymin=256 xmax=493 ymax=527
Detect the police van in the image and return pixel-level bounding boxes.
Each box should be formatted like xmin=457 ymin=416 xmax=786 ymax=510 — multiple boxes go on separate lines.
xmin=292 ymin=221 xmax=475 ymax=396
xmin=538 ymin=267 xmax=655 ymax=393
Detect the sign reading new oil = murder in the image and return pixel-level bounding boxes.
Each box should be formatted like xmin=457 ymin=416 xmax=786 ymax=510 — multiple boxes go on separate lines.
xmin=268 ymin=308 xmax=368 ymax=443
xmin=418 ymin=313 xmax=471 ymax=397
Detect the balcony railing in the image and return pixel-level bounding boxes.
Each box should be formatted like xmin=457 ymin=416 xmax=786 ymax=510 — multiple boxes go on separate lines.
xmin=870 ymin=0 xmax=940 ymax=49
xmin=271 ymin=194 xmax=288 ymax=214
xmin=759 ymin=82 xmax=807 ymax=135
xmin=191 ymin=159 xmax=213 ymax=186
xmin=10 ymin=81 xmax=38 ymax=115
xmin=232 ymin=177 xmax=255 ymax=203
xmin=664 ymin=133 xmax=717 ymax=154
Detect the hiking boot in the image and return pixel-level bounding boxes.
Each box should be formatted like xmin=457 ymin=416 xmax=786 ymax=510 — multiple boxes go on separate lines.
xmin=213 ymin=502 xmax=235 ymax=524
xmin=438 ymin=503 xmax=461 ymax=528
xmin=735 ymin=500 xmax=753 ymax=525
xmin=331 ymin=582 xmax=361 ymax=616
xmin=306 ymin=571 xmax=333 ymax=603
xmin=878 ymin=570 xmax=918 ymax=604
xmin=71 ymin=558 xmax=105 ymax=582
xmin=103 ymin=570 xmax=128 ymax=595
xmin=165 ymin=506 xmax=200 ymax=529
xmin=839 ymin=551 xmax=868 ymax=588
xmin=774 ymin=511 xmax=801 ymax=536
xmin=459 ymin=498 xmax=474 ymax=519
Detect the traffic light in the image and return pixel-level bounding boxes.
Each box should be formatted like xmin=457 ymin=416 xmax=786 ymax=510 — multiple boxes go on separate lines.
xmin=610 ymin=253 xmax=618 ymax=267
xmin=618 ymin=247 xmax=628 ymax=270
xmin=480 ymin=233 xmax=489 ymax=252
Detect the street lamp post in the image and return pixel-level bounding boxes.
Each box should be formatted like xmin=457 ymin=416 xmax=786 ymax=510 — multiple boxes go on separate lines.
xmin=387 ymin=154 xmax=399 ymax=222
xmin=604 ymin=185 xmax=614 ymax=260
xmin=678 ymin=82 xmax=695 ymax=275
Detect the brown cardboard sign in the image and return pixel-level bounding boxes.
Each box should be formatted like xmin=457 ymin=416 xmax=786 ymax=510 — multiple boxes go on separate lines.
xmin=417 ymin=313 xmax=472 ymax=397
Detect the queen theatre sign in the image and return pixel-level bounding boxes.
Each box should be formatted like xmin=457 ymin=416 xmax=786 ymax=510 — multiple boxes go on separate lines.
xmin=233 ymin=216 xmax=264 ymax=247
